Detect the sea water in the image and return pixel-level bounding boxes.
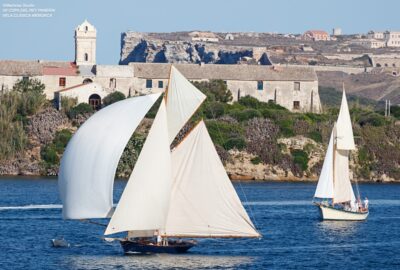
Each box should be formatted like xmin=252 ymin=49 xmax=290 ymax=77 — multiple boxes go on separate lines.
xmin=0 ymin=177 xmax=399 ymax=269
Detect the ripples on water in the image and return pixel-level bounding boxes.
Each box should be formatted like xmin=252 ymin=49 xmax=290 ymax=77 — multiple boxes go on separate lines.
xmin=0 ymin=178 xmax=399 ymax=269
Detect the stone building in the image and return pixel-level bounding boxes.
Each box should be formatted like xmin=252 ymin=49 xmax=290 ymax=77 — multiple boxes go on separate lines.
xmin=131 ymin=63 xmax=321 ymax=113
xmin=0 ymin=20 xmax=321 ymax=113
xmin=302 ymin=30 xmax=330 ymax=41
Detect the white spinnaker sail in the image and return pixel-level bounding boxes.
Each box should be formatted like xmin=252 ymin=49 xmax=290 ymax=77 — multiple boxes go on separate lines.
xmin=333 ymin=149 xmax=356 ymax=203
xmin=105 ymin=101 xmax=171 ymax=236
xmin=163 ymin=121 xmax=260 ymax=238
xmin=336 ymin=89 xmax=355 ymax=150
xmin=314 ymin=131 xmax=334 ymax=199
xmin=59 ymin=93 xmax=161 ymax=219
xmin=166 ymin=66 xmax=206 ymax=144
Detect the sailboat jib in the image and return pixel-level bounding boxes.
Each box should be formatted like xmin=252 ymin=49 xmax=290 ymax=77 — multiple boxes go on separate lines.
xmin=59 ymin=93 xmax=161 ymax=220
xmin=314 ymin=131 xmax=334 ymax=199
xmin=104 ymin=101 xmax=172 ymax=236
xmin=333 ymin=149 xmax=356 ymax=203
xmin=336 ymin=89 xmax=355 ymax=150
xmin=163 ymin=120 xmax=260 ymax=238
xmin=166 ymin=66 xmax=206 ymax=144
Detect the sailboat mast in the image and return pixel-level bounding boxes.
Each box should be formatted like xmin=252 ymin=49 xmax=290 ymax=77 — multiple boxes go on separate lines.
xmin=332 ymin=126 xmax=336 ymax=205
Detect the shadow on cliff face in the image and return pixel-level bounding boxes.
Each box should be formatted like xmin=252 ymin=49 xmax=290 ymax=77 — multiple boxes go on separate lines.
xmin=195 ymin=44 xmax=215 ymax=63
xmin=216 ymin=50 xmax=253 ymax=64
xmin=120 ymin=39 xmax=149 ymax=65
xmin=153 ymin=50 xmax=167 ymax=63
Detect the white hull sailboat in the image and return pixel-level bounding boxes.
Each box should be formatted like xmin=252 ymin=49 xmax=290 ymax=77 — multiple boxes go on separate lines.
xmin=313 ymin=88 xmax=369 ymax=221
xmin=59 ymin=66 xmax=260 ymax=254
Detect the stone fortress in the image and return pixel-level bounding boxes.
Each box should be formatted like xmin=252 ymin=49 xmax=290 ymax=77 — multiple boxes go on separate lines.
xmin=0 ymin=20 xmax=321 ymax=113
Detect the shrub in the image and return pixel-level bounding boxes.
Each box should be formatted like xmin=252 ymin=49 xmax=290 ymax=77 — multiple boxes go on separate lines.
xmin=193 ymin=80 xmax=233 ymax=103
xmin=53 ymin=129 xmax=72 ymax=152
xmin=60 ymin=97 xmax=77 ymax=114
xmin=68 ymin=103 xmax=94 ymax=119
xmin=277 ymin=118 xmax=295 ymax=137
xmin=204 ymin=101 xmax=225 ymax=119
xmin=358 ymin=112 xmax=386 ymax=127
xmin=103 ymin=91 xmax=126 ymax=106
xmin=250 ymin=156 xmax=262 ymax=165
xmin=223 ymin=137 xmax=246 ymax=150
xmin=291 ymin=149 xmax=309 ymax=171
xmin=41 ymin=145 xmax=59 ymax=165
xmin=307 ymin=130 xmax=323 ymax=143
xmin=229 ymin=108 xmax=261 ymax=122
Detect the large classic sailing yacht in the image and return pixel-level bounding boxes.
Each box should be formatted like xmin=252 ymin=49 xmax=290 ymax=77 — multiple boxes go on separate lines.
xmin=313 ymin=89 xmax=369 ymax=221
xmin=59 ymin=66 xmax=260 ymax=254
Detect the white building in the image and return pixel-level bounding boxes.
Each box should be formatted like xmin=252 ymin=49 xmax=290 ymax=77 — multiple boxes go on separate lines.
xmin=0 ymin=21 xmax=321 ymax=113
xmin=384 ymin=31 xmax=400 ymax=47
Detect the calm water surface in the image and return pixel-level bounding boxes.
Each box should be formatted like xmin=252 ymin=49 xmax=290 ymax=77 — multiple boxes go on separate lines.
xmin=0 ymin=177 xmax=399 ymax=269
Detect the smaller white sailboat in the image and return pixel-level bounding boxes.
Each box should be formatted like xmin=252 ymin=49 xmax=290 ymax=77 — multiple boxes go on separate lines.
xmin=313 ymin=88 xmax=369 ymax=221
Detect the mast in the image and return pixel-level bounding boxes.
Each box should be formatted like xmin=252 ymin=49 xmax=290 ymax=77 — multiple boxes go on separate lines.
xmin=332 ymin=124 xmax=337 ymax=205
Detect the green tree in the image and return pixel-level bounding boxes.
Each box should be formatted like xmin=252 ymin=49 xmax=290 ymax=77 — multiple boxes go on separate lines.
xmin=103 ymin=91 xmax=126 ymax=107
xmin=193 ymin=80 xmax=233 ymax=103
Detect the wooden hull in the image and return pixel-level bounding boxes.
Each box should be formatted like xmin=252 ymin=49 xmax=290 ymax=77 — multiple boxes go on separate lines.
xmin=120 ymin=240 xmax=195 ymax=254
xmin=317 ymin=204 xmax=368 ymax=221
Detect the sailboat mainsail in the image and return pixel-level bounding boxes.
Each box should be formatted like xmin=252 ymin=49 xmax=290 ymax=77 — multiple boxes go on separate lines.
xmin=59 ymin=93 xmax=161 ymax=219
xmin=314 ymin=89 xmax=356 ymax=203
xmin=105 ymin=101 xmax=171 ymax=236
xmin=163 ymin=121 xmax=260 ymax=238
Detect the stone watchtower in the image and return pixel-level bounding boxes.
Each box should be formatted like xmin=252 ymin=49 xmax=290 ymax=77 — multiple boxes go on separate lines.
xmin=75 ymin=20 xmax=96 ymax=66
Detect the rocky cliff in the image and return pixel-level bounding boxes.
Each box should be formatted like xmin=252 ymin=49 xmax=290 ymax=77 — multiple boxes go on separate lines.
xmin=120 ymin=32 xmax=271 ymax=65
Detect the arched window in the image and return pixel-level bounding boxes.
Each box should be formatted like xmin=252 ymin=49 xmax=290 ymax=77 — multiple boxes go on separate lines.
xmin=84 ymin=53 xmax=89 ymax=62
xmin=88 ymin=94 xmax=101 ymax=110
xmin=83 ymin=78 xmax=93 ymax=84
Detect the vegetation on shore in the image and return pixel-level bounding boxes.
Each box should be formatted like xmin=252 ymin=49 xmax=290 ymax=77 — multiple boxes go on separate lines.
xmin=0 ymin=79 xmax=399 ymax=181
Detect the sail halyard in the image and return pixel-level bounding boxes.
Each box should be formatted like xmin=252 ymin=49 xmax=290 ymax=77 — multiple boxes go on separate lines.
xmin=104 ymin=101 xmax=172 ymax=236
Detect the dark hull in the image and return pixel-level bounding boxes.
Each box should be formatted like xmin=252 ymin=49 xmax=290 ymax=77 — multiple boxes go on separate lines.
xmin=120 ymin=240 xmax=195 ymax=254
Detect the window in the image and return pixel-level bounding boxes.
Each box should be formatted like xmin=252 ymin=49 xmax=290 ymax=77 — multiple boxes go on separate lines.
xmin=84 ymin=53 xmax=88 ymax=62
xmin=158 ymin=80 xmax=164 ymax=88
xmin=109 ymin=78 xmax=116 ymax=89
xmin=293 ymin=101 xmax=300 ymax=110
xmin=257 ymin=81 xmax=263 ymax=90
xmin=59 ymin=77 xmax=66 ymax=87
xmin=294 ymin=82 xmax=300 ymax=91
xmin=146 ymin=79 xmax=153 ymax=88
xmin=22 ymin=76 xmax=29 ymax=82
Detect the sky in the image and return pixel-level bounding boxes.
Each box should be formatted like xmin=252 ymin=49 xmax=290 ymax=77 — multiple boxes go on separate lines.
xmin=0 ymin=0 xmax=399 ymax=64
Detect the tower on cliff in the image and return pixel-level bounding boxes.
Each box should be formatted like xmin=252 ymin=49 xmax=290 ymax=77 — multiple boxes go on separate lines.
xmin=75 ymin=20 xmax=96 ymax=66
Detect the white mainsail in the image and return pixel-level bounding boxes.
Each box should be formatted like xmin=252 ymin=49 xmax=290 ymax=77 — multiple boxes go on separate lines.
xmin=163 ymin=121 xmax=260 ymax=238
xmin=336 ymin=89 xmax=355 ymax=150
xmin=166 ymin=66 xmax=206 ymax=144
xmin=314 ymin=131 xmax=334 ymax=199
xmin=105 ymin=101 xmax=171 ymax=236
xmin=59 ymin=93 xmax=161 ymax=219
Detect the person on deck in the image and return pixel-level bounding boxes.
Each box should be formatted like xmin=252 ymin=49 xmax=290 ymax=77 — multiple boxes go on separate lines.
xmin=364 ymin=197 xmax=369 ymax=209
xmin=157 ymin=235 xmax=162 ymax=246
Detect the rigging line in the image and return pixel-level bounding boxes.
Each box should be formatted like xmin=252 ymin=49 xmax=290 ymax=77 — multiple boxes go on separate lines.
xmin=206 ymin=97 xmax=260 ymax=232
xmin=79 ymin=219 xmax=107 ymax=227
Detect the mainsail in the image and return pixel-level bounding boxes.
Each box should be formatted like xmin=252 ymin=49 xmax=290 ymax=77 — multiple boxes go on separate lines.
xmin=105 ymin=101 xmax=171 ymax=236
xmin=166 ymin=66 xmax=206 ymax=144
xmin=59 ymin=93 xmax=161 ymax=219
xmin=163 ymin=121 xmax=260 ymax=238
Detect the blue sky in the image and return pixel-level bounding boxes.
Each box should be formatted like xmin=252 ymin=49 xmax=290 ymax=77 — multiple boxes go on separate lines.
xmin=0 ymin=0 xmax=399 ymax=64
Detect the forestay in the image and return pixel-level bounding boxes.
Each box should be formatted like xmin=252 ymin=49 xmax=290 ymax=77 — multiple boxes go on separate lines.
xmin=336 ymin=89 xmax=355 ymax=150
xmin=105 ymin=101 xmax=171 ymax=236
xmin=163 ymin=121 xmax=260 ymax=238
xmin=314 ymin=131 xmax=334 ymax=199
xmin=59 ymin=93 xmax=161 ymax=219
xmin=166 ymin=66 xmax=206 ymax=144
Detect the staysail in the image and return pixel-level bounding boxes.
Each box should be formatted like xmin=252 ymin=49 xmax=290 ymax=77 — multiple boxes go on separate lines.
xmin=59 ymin=93 xmax=161 ymax=219
xmin=166 ymin=66 xmax=206 ymax=144
xmin=105 ymin=101 xmax=171 ymax=236
xmin=314 ymin=131 xmax=334 ymax=199
xmin=163 ymin=121 xmax=260 ymax=238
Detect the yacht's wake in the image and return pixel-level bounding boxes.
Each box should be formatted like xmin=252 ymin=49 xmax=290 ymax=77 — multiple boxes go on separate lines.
xmin=0 ymin=204 xmax=62 ymax=211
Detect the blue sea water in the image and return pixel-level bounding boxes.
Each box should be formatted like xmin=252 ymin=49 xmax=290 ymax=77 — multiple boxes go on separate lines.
xmin=0 ymin=177 xmax=399 ymax=270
